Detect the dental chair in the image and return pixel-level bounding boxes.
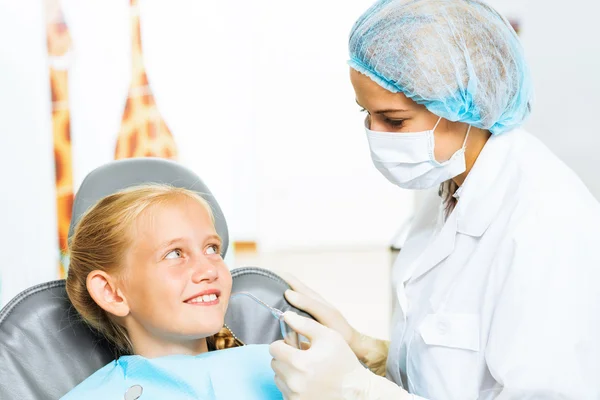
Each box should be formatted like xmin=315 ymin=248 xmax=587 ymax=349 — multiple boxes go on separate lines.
xmin=0 ymin=158 xmax=310 ymax=399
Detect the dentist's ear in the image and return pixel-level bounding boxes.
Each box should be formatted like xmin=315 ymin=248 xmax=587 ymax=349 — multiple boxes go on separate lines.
xmin=87 ymin=271 xmax=130 ymax=318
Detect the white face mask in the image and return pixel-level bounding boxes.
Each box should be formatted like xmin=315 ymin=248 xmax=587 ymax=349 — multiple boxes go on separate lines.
xmin=365 ymin=117 xmax=471 ymax=190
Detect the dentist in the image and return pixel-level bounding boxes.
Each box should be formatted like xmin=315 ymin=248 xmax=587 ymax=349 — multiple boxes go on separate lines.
xmin=269 ymin=0 xmax=600 ymax=399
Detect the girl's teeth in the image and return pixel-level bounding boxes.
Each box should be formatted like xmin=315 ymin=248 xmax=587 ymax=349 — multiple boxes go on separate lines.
xmin=187 ymin=294 xmax=218 ymax=303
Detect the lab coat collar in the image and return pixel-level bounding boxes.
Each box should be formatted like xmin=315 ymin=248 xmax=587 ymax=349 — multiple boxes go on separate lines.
xmin=406 ymin=130 xmax=516 ymax=284
xmin=455 ymin=129 xmax=517 ymax=237
xmin=408 ymin=209 xmax=458 ymax=284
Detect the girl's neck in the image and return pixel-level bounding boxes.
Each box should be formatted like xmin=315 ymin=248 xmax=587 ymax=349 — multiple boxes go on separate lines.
xmin=130 ymin=333 xmax=209 ymax=358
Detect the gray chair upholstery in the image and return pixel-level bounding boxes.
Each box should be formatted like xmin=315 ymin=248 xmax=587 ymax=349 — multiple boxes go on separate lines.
xmin=68 ymin=157 xmax=229 ymax=257
xmin=0 ymin=280 xmax=113 ymax=399
xmin=0 ymin=267 xmax=306 ymax=399
xmin=0 ymin=158 xmax=311 ymax=399
xmin=225 ymin=267 xmax=309 ymax=345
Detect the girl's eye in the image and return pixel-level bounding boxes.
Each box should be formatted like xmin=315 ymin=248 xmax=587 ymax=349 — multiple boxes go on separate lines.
xmin=165 ymin=249 xmax=183 ymax=260
xmin=205 ymin=244 xmax=220 ymax=255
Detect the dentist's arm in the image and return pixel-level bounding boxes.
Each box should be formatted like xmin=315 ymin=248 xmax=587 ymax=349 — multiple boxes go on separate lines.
xmin=269 ymin=313 xmax=419 ymax=400
xmin=281 ymin=274 xmax=390 ymax=376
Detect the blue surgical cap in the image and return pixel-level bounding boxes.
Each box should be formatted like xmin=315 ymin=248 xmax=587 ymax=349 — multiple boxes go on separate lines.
xmin=348 ymin=0 xmax=533 ymax=135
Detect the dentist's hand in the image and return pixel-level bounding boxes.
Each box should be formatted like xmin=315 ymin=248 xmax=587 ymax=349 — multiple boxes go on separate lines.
xmin=269 ymin=312 xmax=411 ymax=400
xmin=280 ymin=273 xmax=390 ymax=376
xmin=279 ymin=273 xmax=359 ymax=350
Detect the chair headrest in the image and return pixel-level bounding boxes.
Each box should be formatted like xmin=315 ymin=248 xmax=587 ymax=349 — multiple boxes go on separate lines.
xmin=226 ymin=267 xmax=312 ymax=345
xmin=68 ymin=157 xmax=229 ymax=257
xmin=0 ymin=267 xmax=309 ymax=399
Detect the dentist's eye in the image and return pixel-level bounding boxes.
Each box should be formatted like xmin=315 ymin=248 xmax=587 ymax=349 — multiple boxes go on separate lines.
xmin=386 ymin=118 xmax=405 ymax=128
xmin=165 ymin=249 xmax=183 ymax=259
xmin=205 ymin=244 xmax=220 ymax=255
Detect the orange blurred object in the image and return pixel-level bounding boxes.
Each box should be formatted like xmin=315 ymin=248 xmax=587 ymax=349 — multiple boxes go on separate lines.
xmin=115 ymin=0 xmax=178 ymax=160
xmin=45 ymin=0 xmax=74 ymax=279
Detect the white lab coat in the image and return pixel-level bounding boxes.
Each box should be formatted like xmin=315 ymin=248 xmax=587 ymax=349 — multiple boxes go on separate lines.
xmin=386 ymin=128 xmax=600 ymax=399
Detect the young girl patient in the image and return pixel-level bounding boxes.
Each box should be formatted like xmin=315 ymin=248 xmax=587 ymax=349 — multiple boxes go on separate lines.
xmin=61 ymin=184 xmax=282 ymax=399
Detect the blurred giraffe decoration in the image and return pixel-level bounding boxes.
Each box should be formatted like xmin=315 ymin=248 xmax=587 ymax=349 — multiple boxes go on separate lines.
xmin=45 ymin=0 xmax=74 ymax=279
xmin=44 ymin=0 xmax=177 ymax=278
xmin=115 ymin=0 xmax=178 ymax=160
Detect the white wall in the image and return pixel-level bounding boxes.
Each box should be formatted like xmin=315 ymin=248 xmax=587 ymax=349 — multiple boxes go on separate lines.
xmin=252 ymin=0 xmax=415 ymax=252
xmin=487 ymin=0 xmax=600 ymax=197
xmin=0 ymin=0 xmax=58 ymax=306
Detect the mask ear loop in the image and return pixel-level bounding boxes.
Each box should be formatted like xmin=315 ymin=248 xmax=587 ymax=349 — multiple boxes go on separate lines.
xmin=429 ymin=116 xmax=445 ymax=165
xmin=432 ymin=116 xmax=443 ymax=132
xmin=430 ymin=119 xmax=471 ymax=166
xmin=431 ymin=117 xmax=471 ymax=147
xmin=461 ymin=124 xmax=472 ymax=149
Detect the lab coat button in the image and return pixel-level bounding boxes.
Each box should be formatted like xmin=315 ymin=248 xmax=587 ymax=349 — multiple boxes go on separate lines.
xmin=437 ymin=320 xmax=450 ymax=335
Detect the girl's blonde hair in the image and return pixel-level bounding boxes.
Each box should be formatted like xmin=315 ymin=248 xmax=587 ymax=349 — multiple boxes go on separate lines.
xmin=66 ymin=184 xmax=239 ymax=355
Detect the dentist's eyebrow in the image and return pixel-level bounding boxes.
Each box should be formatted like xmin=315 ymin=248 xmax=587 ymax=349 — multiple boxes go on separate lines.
xmin=355 ymin=100 xmax=409 ymax=114
xmin=375 ymin=109 xmax=409 ymax=114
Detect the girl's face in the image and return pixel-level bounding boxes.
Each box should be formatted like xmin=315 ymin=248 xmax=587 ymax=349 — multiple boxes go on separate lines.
xmin=120 ymin=197 xmax=231 ymax=354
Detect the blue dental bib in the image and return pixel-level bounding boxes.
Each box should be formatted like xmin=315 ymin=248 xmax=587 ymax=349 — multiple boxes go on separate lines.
xmin=61 ymin=345 xmax=282 ymax=400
